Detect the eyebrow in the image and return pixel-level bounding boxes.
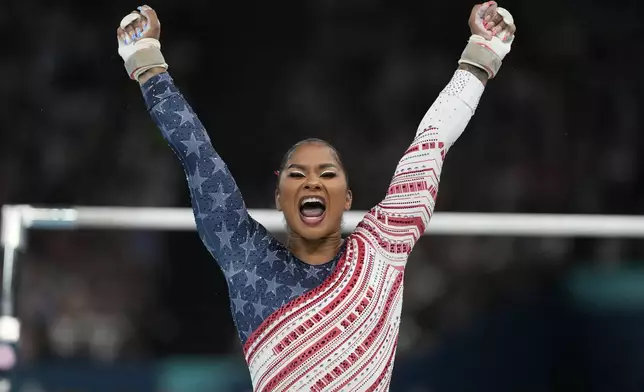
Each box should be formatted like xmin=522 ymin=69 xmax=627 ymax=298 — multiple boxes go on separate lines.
xmin=287 ymin=163 xmax=338 ymax=170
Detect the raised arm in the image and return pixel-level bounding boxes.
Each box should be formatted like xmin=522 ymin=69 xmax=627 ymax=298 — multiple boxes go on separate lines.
xmin=116 ymin=6 xmax=267 ymax=268
xmin=356 ymin=2 xmax=516 ymax=261
xmin=143 ymin=73 xmax=266 ymax=257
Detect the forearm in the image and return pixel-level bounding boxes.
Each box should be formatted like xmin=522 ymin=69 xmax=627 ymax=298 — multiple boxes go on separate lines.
xmin=140 ymin=72 xmax=228 ymax=187
xmin=413 ymin=68 xmax=485 ymax=149
xmin=385 ymin=71 xmax=482 ymax=203
xmin=138 ymin=67 xmax=167 ymax=85
xmin=363 ymin=69 xmax=485 ymax=250
xmin=140 ymin=72 xmax=256 ymax=265
xmin=458 ymin=63 xmax=489 ymax=86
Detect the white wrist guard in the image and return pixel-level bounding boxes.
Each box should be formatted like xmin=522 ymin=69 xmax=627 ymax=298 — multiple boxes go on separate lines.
xmin=118 ymin=37 xmax=168 ymax=81
xmin=458 ymin=7 xmax=514 ymax=79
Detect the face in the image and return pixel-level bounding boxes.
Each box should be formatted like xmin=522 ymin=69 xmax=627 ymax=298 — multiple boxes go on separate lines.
xmin=275 ymin=143 xmax=352 ymax=240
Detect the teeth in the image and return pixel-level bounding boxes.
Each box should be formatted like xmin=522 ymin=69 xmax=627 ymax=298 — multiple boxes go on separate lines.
xmin=301 ymin=197 xmax=325 ymax=207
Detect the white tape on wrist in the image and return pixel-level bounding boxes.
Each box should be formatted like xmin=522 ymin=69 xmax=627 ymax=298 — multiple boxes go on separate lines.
xmin=118 ymin=38 xmax=168 ymax=81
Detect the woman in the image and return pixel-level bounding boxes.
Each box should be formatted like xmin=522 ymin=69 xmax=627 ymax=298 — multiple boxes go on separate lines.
xmin=117 ymin=3 xmax=516 ymax=390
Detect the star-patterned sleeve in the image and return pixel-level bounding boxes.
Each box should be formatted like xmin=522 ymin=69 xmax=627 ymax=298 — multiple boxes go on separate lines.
xmin=140 ymin=72 xmax=267 ymax=269
xmin=357 ymin=70 xmax=485 ymax=259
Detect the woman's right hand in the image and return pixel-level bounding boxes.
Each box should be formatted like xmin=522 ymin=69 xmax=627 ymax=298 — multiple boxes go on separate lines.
xmin=117 ymin=5 xmax=167 ymax=83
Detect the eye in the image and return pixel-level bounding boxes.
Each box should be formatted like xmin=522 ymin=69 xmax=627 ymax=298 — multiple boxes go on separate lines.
xmin=288 ymin=172 xmax=305 ymax=178
xmin=320 ymin=171 xmax=337 ymax=178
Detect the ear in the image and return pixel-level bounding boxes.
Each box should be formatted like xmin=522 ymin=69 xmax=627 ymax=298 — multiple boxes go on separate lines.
xmin=344 ymin=189 xmax=353 ymax=211
xmin=275 ymin=189 xmax=282 ymax=211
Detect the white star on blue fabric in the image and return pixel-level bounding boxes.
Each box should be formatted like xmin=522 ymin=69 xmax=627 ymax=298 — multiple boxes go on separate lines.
xmin=226 ymin=260 xmax=242 ymax=279
xmin=189 ymin=166 xmax=208 ymax=194
xmin=305 ymin=265 xmax=320 ymax=280
xmin=154 ymin=101 xmax=167 ymax=115
xmin=157 ymin=72 xmax=173 ymax=83
xmin=215 ymin=224 xmax=233 ymax=251
xmin=209 ymin=184 xmax=230 ymax=211
xmin=235 ymin=208 xmax=249 ymax=227
xmin=211 ymin=157 xmax=226 ymax=174
xmin=244 ymin=267 xmax=261 ymax=290
xmin=284 ymin=261 xmax=296 ymax=276
xmin=265 ymin=276 xmax=281 ymax=295
xmin=252 ymin=299 xmax=267 ymax=318
xmin=154 ymin=87 xmax=174 ymax=100
xmin=161 ymin=123 xmax=175 ymax=138
xmin=176 ymin=105 xmax=196 ymax=126
xmin=181 ymin=133 xmax=204 ymax=158
xmin=231 ymin=292 xmax=247 ymax=315
xmin=289 ymin=282 xmax=307 ymax=298
xmin=240 ymin=234 xmax=257 ymax=259
xmin=263 ymin=249 xmax=280 ymax=268
xmin=196 ymin=209 xmax=209 ymax=221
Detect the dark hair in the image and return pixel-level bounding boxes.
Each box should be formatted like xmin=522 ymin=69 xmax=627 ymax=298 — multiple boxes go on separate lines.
xmin=276 ymin=138 xmax=349 ymax=187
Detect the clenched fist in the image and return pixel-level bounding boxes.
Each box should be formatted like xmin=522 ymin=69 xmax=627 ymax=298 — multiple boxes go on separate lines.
xmin=459 ymin=1 xmax=516 ymax=79
xmin=117 ymin=5 xmax=161 ymax=44
xmin=469 ymin=1 xmax=516 ymax=40
xmin=116 ymin=5 xmax=167 ymax=83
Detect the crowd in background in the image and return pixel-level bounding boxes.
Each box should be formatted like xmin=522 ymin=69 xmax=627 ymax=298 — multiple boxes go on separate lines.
xmin=1 ymin=0 xmax=643 ymax=389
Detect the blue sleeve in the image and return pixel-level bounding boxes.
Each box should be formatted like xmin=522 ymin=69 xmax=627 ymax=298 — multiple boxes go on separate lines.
xmin=141 ymin=72 xmax=268 ymax=270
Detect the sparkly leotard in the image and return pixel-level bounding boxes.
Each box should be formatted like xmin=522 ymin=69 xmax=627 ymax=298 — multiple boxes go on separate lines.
xmin=141 ymin=69 xmax=483 ymax=391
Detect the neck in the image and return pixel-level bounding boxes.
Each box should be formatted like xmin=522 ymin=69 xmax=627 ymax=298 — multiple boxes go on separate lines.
xmin=286 ymin=232 xmax=344 ymax=265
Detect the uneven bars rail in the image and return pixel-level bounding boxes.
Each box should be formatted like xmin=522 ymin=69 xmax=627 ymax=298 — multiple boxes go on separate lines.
xmin=11 ymin=205 xmax=644 ymax=237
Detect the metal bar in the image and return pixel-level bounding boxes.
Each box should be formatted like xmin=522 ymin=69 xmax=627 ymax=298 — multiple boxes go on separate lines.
xmin=0 ymin=206 xmax=26 ymax=392
xmin=14 ymin=206 xmax=644 ymax=238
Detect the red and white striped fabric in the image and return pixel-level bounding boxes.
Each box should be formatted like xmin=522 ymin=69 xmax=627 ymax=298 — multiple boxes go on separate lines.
xmin=242 ymin=70 xmax=485 ymax=391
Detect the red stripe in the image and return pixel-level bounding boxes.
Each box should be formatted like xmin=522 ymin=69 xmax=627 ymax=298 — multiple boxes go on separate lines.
xmin=362 ymin=206 xmax=429 ymax=237
xmin=364 ymin=336 xmax=398 ymax=392
xmin=330 ymin=325 xmax=392 ymax=392
xmin=244 ymin=246 xmax=352 ymax=361
xmin=254 ymin=242 xmax=372 ymax=388
xmin=299 ymin=266 xmax=392 ymax=391
xmin=261 ymin=327 xmax=343 ymax=392
xmin=332 ymin=274 xmax=403 ymax=391
xmin=390 ymin=166 xmax=438 ymax=180
xmin=273 ymin=263 xmax=392 ymax=391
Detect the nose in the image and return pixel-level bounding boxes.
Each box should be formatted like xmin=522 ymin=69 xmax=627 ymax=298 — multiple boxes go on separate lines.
xmin=304 ymin=177 xmax=322 ymax=190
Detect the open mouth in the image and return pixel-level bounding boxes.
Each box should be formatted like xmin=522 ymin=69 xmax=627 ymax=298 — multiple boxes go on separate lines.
xmin=299 ymin=196 xmax=327 ymax=226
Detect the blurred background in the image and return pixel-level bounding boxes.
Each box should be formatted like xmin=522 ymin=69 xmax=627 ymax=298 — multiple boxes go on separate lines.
xmin=2 ymin=0 xmax=644 ymax=390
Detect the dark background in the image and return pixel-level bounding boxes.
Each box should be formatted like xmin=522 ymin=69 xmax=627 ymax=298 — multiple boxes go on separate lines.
xmin=2 ymin=0 xmax=644 ymax=390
